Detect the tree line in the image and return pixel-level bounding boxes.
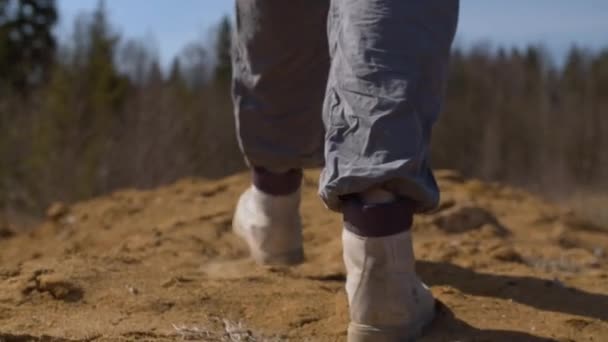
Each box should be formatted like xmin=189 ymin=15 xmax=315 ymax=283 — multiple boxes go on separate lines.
xmin=1 ymin=0 xmax=607 ymax=215
xmin=436 ymin=45 xmax=608 ymax=196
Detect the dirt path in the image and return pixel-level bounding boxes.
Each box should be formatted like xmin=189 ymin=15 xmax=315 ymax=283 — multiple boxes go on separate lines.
xmin=1 ymin=170 xmax=607 ymax=341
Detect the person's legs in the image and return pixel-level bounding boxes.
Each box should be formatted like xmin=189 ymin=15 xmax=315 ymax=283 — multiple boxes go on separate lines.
xmin=232 ymin=0 xmax=329 ymax=265
xmin=233 ymin=0 xmax=329 ymax=172
xmin=321 ymin=0 xmax=459 ymax=340
xmin=321 ymin=0 xmax=459 ymax=211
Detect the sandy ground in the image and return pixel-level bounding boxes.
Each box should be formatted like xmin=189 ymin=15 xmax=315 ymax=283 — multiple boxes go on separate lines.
xmin=0 ymin=170 xmax=607 ymax=341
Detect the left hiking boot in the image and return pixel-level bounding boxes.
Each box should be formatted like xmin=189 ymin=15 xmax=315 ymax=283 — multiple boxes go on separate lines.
xmin=233 ymin=185 xmax=304 ymax=265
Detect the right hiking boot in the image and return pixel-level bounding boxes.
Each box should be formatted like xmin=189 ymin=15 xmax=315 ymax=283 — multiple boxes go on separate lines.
xmin=343 ymin=228 xmax=436 ymax=342
xmin=233 ymin=185 xmax=304 ymax=266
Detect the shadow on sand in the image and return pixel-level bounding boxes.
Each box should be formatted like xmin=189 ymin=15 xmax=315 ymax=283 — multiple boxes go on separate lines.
xmin=421 ymin=303 xmax=559 ymax=342
xmin=418 ymin=260 xmax=608 ymax=322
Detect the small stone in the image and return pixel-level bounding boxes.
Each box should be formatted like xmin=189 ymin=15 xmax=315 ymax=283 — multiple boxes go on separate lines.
xmin=126 ymin=285 xmax=139 ymax=295
xmin=36 ymin=274 xmax=84 ymax=302
xmin=46 ymin=202 xmax=69 ymax=221
xmin=490 ymin=246 xmax=524 ymax=263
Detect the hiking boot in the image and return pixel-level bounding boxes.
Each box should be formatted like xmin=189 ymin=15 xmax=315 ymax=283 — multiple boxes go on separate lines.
xmin=343 ymin=229 xmax=436 ymax=342
xmin=233 ymin=186 xmax=304 ymax=265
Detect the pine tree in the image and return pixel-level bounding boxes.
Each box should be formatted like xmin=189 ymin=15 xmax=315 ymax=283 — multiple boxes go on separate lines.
xmin=0 ymin=0 xmax=58 ymax=91
xmin=213 ymin=16 xmax=232 ymax=84
xmin=168 ymin=58 xmax=183 ymax=85
xmin=28 ymin=0 xmax=130 ymax=201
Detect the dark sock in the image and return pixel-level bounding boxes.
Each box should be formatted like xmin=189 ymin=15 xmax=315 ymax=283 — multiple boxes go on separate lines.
xmin=342 ymin=195 xmax=415 ymax=238
xmin=252 ymin=167 xmax=303 ymax=196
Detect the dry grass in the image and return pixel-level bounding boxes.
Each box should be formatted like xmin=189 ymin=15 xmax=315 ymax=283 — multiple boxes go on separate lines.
xmin=172 ymin=319 xmax=285 ymax=342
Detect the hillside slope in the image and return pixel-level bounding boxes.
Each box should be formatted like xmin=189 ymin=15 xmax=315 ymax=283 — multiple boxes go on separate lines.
xmin=0 ymin=170 xmax=607 ymax=341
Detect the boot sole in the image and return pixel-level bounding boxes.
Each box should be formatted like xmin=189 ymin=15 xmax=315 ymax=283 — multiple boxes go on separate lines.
xmin=347 ymin=300 xmax=441 ymax=342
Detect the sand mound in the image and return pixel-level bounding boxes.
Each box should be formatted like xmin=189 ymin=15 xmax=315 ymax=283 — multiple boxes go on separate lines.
xmin=1 ymin=170 xmax=607 ymax=341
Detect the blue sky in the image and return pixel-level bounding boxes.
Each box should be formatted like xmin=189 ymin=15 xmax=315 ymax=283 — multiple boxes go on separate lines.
xmin=58 ymin=0 xmax=608 ymax=67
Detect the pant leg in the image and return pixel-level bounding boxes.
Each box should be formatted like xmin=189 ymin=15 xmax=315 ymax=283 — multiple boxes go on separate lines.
xmin=320 ymin=0 xmax=459 ymax=211
xmin=232 ymin=0 xmax=330 ymax=172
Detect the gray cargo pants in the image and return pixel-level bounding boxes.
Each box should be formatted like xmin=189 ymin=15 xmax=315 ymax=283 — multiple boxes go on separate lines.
xmin=232 ymin=0 xmax=459 ymax=212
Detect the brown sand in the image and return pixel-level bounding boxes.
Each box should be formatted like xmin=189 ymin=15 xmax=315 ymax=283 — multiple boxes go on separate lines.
xmin=1 ymin=170 xmax=607 ymax=341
